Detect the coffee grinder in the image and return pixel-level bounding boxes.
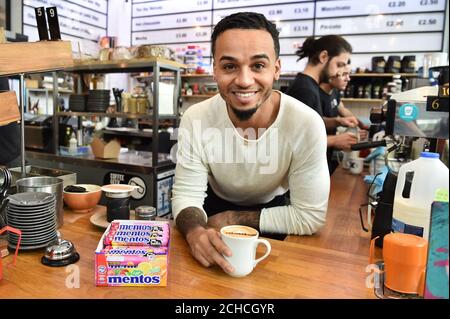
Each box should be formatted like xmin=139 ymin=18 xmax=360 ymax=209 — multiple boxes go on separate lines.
xmin=352 ymin=67 xmax=449 ymax=247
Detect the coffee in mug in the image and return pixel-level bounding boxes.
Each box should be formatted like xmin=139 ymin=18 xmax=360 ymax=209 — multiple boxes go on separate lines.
xmin=220 ymin=225 xmax=271 ymax=277
xmin=222 ymin=225 xmax=258 ymax=238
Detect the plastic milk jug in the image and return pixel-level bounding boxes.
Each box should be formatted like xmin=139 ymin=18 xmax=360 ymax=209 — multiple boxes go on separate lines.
xmin=392 ymin=152 xmax=449 ymax=240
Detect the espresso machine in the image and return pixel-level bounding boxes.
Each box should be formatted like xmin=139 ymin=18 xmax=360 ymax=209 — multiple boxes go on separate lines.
xmin=352 ymin=67 xmax=449 ymax=247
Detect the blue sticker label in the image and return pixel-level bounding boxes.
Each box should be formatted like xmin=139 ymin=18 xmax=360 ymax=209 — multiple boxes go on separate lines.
xmin=392 ymin=217 xmax=424 ymax=237
xmin=399 ymin=103 xmax=419 ymax=122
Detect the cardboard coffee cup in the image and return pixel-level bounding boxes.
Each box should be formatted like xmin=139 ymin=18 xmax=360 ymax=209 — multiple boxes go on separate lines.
xmin=220 ymin=225 xmax=271 ymax=277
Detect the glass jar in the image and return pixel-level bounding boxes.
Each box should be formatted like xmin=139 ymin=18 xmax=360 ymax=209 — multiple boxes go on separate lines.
xmin=128 ymin=94 xmax=138 ymax=114
xmin=136 ymin=94 xmax=149 ymax=114
xmin=135 ymin=206 xmax=156 ymax=220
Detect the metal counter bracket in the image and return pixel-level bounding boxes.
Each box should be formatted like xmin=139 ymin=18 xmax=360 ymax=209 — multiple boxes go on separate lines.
xmin=19 ymin=73 xmax=26 ymax=177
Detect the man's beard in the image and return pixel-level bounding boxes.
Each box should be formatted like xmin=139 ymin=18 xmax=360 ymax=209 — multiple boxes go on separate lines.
xmin=229 ymin=105 xmax=258 ymax=121
xmin=319 ymin=60 xmax=331 ymax=84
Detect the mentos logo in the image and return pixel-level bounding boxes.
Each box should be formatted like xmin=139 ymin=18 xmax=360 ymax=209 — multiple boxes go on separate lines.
xmin=118 ymin=225 xmax=164 ymax=231
xmin=108 ymin=275 xmax=161 ymax=285
xmin=107 ymin=248 xmax=149 ymax=255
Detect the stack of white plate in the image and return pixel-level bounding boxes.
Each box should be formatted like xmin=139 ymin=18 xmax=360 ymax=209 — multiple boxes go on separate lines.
xmin=6 ymin=192 xmax=58 ymax=250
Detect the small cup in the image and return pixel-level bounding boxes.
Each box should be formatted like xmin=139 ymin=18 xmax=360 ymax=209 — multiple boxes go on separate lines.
xmin=383 ymin=233 xmax=428 ymax=295
xmin=337 ymin=151 xmax=358 ymax=169
xmin=106 ymin=195 xmax=131 ymax=222
xmin=349 ymin=157 xmax=364 ymax=174
xmin=135 ymin=206 xmax=156 ymax=220
xmin=220 ymin=225 xmax=271 ymax=277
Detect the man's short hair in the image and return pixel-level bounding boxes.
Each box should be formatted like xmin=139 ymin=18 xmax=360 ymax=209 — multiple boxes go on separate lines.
xmin=211 ymin=12 xmax=280 ymax=58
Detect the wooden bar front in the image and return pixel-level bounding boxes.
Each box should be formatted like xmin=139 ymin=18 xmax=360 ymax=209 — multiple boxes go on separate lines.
xmin=0 ymin=167 xmax=375 ymax=299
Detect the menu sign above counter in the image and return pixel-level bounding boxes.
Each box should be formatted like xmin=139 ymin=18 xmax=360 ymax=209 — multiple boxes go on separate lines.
xmin=131 ymin=0 xmax=447 ymax=67
xmin=132 ymin=0 xmax=212 ymax=17
xmin=23 ymin=0 xmax=107 ymax=56
xmin=315 ymin=0 xmax=446 ymax=17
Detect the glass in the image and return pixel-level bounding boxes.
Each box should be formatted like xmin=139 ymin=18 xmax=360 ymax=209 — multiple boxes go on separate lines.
xmin=135 ymin=206 xmax=156 ymax=221
xmin=0 ymin=0 xmax=6 ymax=29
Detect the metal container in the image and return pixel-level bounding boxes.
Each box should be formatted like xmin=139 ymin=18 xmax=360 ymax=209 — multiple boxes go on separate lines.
xmin=9 ymin=165 xmax=76 ymax=189
xmin=135 ymin=205 xmax=156 ymax=220
xmin=16 ymin=176 xmax=64 ymax=228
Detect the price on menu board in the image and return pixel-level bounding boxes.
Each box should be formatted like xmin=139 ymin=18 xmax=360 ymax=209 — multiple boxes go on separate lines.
xmin=176 ymin=32 xmax=187 ymax=39
xmin=386 ymin=19 xmax=404 ymax=27
xmin=420 ymin=0 xmax=439 ymax=5
xmin=418 ymin=18 xmax=437 ymax=25
xmin=388 ymin=1 xmax=406 ymax=7
xmin=196 ymin=16 xmax=208 ymax=22
xmin=293 ymin=25 xmax=308 ymax=32
xmin=294 ymin=7 xmax=309 ymax=14
xmin=195 ymin=31 xmax=208 ymax=37
xmin=176 ymin=18 xmax=187 ymax=23
xmin=269 ymin=9 xmax=283 ymax=16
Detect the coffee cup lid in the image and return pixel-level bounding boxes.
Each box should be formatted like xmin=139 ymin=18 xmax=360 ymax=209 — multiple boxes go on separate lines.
xmin=101 ymin=184 xmax=138 ymax=193
xmin=383 ymin=233 xmax=428 ymax=264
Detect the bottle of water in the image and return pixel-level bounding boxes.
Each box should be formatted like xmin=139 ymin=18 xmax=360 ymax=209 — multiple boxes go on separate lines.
xmin=392 ymin=152 xmax=449 ymax=240
xmin=68 ymin=133 xmax=78 ymax=155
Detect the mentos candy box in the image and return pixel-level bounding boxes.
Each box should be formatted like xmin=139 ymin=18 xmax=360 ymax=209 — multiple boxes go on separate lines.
xmin=95 ymin=220 xmax=170 ymax=287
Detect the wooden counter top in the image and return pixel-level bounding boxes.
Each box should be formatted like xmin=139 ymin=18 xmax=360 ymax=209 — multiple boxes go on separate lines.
xmin=286 ymin=166 xmax=373 ymax=257
xmin=0 ymin=167 xmax=375 ymax=299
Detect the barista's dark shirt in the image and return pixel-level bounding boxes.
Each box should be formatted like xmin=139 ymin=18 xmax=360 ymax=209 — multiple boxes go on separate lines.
xmin=0 ymin=78 xmax=21 ymax=165
xmin=319 ymin=87 xmax=342 ymax=175
xmin=285 ymin=73 xmax=322 ymax=116
xmin=319 ymin=88 xmax=341 ymax=135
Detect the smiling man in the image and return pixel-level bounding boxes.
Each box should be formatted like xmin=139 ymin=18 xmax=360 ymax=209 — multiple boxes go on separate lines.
xmin=172 ymin=12 xmax=329 ymax=274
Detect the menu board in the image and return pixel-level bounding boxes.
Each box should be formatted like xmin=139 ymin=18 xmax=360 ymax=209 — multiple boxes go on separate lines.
xmin=131 ymin=0 xmax=447 ymax=70
xmin=22 ymin=0 xmax=108 ymax=56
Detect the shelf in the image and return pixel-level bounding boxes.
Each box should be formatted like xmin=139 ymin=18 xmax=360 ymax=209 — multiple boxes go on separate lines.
xmin=55 ymin=111 xmax=153 ymax=119
xmin=181 ymin=73 xmax=213 ymax=78
xmin=67 ymin=57 xmax=186 ymax=74
xmin=182 ymin=94 xmax=214 ymax=98
xmin=55 ymin=111 xmax=177 ymax=120
xmin=349 ymin=73 xmax=417 ymax=78
xmin=0 ymin=41 xmax=73 ymax=77
xmin=27 ymin=88 xmax=73 ymax=94
xmin=102 ymin=129 xmax=153 ymax=138
xmin=180 ymin=72 xmax=418 ymax=79
xmin=341 ymin=98 xmax=384 ymax=103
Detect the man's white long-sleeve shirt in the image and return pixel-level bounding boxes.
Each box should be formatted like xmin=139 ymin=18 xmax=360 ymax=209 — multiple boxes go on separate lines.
xmin=172 ymin=92 xmax=330 ymax=235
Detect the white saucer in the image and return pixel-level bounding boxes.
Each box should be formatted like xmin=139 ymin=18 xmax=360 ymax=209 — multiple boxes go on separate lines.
xmin=90 ymin=209 xmax=136 ymax=229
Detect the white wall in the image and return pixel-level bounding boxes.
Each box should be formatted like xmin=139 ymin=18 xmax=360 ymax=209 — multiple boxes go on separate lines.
xmin=105 ymin=0 xmax=133 ymax=94
xmin=107 ymin=0 xmax=131 ymax=46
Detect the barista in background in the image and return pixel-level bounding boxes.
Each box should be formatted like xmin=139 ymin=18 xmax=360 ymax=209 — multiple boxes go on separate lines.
xmin=0 ymin=77 xmax=21 ymax=167
xmin=286 ymin=35 xmax=360 ymax=174
xmin=319 ymin=64 xmax=369 ymax=174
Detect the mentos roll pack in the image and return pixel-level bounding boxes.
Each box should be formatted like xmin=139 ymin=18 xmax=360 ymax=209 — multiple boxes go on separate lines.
xmin=95 ymin=220 xmax=170 ymax=287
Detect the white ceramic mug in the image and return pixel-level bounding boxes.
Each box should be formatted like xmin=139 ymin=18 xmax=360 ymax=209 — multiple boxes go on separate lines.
xmin=349 ymin=157 xmax=364 ymax=174
xmin=337 ymin=150 xmax=358 ymax=169
xmin=220 ymin=225 xmax=271 ymax=277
